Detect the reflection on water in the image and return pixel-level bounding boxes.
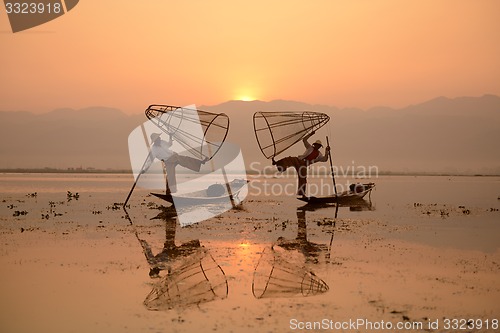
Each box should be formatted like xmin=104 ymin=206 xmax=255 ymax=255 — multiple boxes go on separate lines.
xmin=252 ymin=246 xmax=329 ymax=299
xmin=124 ymin=207 xmax=228 ymax=310
xmin=124 ymin=202 xmax=349 ymax=306
xmin=251 ymin=204 xmax=344 ymax=299
xmin=298 ymin=196 xmax=374 ymax=212
xmin=251 ymin=197 xmax=376 ymax=299
xmin=2 ymin=174 xmax=498 ymax=332
xmin=347 ymin=197 xmax=375 ymax=211
xmin=139 ymin=209 xmax=201 ymax=276
xmin=144 ymin=248 xmax=228 ymax=311
xmin=124 ymin=194 xmax=376 ymax=305
xmin=275 ymin=209 xmax=332 ymax=264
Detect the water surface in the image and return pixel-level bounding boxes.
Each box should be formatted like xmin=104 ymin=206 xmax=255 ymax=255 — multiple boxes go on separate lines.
xmin=0 ymin=173 xmax=499 ymax=333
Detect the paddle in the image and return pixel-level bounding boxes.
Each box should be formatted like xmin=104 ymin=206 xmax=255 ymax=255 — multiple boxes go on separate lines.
xmin=221 ymin=166 xmax=236 ymax=208
xmin=326 ymin=136 xmax=337 ymax=196
xmin=124 ymin=151 xmax=152 ymax=207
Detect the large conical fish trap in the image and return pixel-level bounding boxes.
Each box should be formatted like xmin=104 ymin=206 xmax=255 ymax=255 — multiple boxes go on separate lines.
xmin=253 ymin=111 xmax=330 ymax=159
xmin=146 ymin=104 xmax=229 ymax=161
xmin=252 ymin=246 xmax=329 ymax=299
xmin=144 ymin=249 xmax=228 ymax=310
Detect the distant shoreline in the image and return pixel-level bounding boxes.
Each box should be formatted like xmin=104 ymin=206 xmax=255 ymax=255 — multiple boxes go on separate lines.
xmin=0 ymin=168 xmax=498 ymax=177
xmin=0 ymin=168 xmax=132 ymax=174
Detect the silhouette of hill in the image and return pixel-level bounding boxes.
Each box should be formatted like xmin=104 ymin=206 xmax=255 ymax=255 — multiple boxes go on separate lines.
xmin=0 ymin=107 xmax=142 ymax=169
xmin=0 ymin=95 xmax=499 ymax=174
xmin=201 ymin=95 xmax=500 ymax=175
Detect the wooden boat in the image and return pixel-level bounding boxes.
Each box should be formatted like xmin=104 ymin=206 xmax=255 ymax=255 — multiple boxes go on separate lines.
xmin=297 ymin=182 xmax=375 ymax=204
xmin=151 ymin=179 xmax=248 ymax=205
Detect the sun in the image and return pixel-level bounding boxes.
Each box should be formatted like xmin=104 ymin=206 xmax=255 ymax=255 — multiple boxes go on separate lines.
xmin=237 ymin=95 xmax=256 ymax=102
xmin=234 ymin=85 xmax=261 ymax=101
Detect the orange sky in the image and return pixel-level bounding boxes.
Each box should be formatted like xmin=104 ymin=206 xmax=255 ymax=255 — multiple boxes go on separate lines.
xmin=1 ymin=0 xmax=499 ymax=114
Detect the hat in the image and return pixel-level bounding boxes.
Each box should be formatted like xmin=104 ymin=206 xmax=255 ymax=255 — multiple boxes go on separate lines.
xmin=313 ymin=140 xmax=323 ymax=147
xmin=150 ymin=133 xmax=162 ymax=142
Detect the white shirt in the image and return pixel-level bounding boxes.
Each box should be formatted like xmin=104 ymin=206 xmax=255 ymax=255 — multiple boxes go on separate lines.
xmin=151 ymin=139 xmax=173 ymax=161
xmin=144 ymin=139 xmax=174 ymax=170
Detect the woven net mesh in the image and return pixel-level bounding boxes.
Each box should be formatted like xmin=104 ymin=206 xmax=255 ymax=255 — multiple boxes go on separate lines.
xmin=253 ymin=111 xmax=330 ymax=159
xmin=146 ymin=105 xmax=229 ymax=161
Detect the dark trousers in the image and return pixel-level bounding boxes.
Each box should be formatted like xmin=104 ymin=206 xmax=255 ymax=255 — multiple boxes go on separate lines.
xmin=274 ymin=156 xmax=309 ymax=196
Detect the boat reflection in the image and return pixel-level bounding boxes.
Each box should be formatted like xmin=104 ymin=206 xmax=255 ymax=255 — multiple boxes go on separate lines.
xmin=298 ymin=197 xmax=374 ymax=212
xmin=124 ymin=207 xmax=228 ymax=310
xmin=346 ymin=197 xmax=375 ymax=211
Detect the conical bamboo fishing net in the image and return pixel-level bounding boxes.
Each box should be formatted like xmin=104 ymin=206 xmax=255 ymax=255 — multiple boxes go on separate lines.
xmin=146 ymin=105 xmax=229 ymax=161
xmin=253 ymin=111 xmax=330 ymax=159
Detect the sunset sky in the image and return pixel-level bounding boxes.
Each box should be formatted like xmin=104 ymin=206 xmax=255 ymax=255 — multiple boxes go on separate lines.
xmin=1 ymin=0 xmax=499 ymax=114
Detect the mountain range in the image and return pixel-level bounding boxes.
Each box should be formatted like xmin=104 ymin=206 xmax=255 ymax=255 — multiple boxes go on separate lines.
xmin=1 ymin=95 xmax=499 ymax=175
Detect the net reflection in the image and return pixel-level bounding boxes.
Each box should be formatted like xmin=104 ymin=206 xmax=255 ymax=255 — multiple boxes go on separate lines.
xmin=124 ymin=207 xmax=228 ymax=310
xmin=252 ymin=246 xmax=329 ymax=299
xmin=143 ymin=248 xmax=228 ymax=311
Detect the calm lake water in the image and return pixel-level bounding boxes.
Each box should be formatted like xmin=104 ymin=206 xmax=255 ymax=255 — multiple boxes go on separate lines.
xmin=0 ymin=173 xmax=499 ymax=333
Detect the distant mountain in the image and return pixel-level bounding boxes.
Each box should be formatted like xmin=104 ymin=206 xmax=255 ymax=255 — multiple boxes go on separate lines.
xmin=203 ymin=95 xmax=500 ymax=175
xmin=0 ymin=95 xmax=499 ymax=174
xmin=0 ymin=107 xmax=142 ymax=169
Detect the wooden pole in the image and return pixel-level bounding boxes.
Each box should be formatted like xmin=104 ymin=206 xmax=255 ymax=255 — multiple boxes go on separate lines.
xmin=221 ymin=166 xmax=236 ymax=208
xmin=124 ymin=151 xmax=152 ymax=207
xmin=326 ymin=136 xmax=337 ymax=196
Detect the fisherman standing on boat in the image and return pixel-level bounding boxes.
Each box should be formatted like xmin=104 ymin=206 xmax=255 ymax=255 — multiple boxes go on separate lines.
xmin=272 ymin=131 xmax=330 ymax=197
xmin=143 ymin=133 xmax=208 ymax=193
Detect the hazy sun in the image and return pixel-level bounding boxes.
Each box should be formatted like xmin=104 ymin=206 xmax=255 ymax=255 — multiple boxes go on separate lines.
xmin=234 ymin=86 xmax=260 ymax=101
xmin=237 ymin=95 xmax=256 ymax=102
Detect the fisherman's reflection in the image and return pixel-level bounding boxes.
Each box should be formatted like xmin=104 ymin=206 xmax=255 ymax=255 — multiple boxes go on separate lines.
xmin=137 ymin=208 xmax=202 ymax=277
xmin=252 ymin=207 xmax=334 ymax=299
xmin=127 ymin=207 xmax=228 ymax=310
xmin=275 ymin=208 xmax=332 ymax=264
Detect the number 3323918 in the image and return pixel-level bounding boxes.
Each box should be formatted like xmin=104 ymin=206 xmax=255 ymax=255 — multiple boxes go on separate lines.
xmin=5 ymin=2 xmax=62 ymax=14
